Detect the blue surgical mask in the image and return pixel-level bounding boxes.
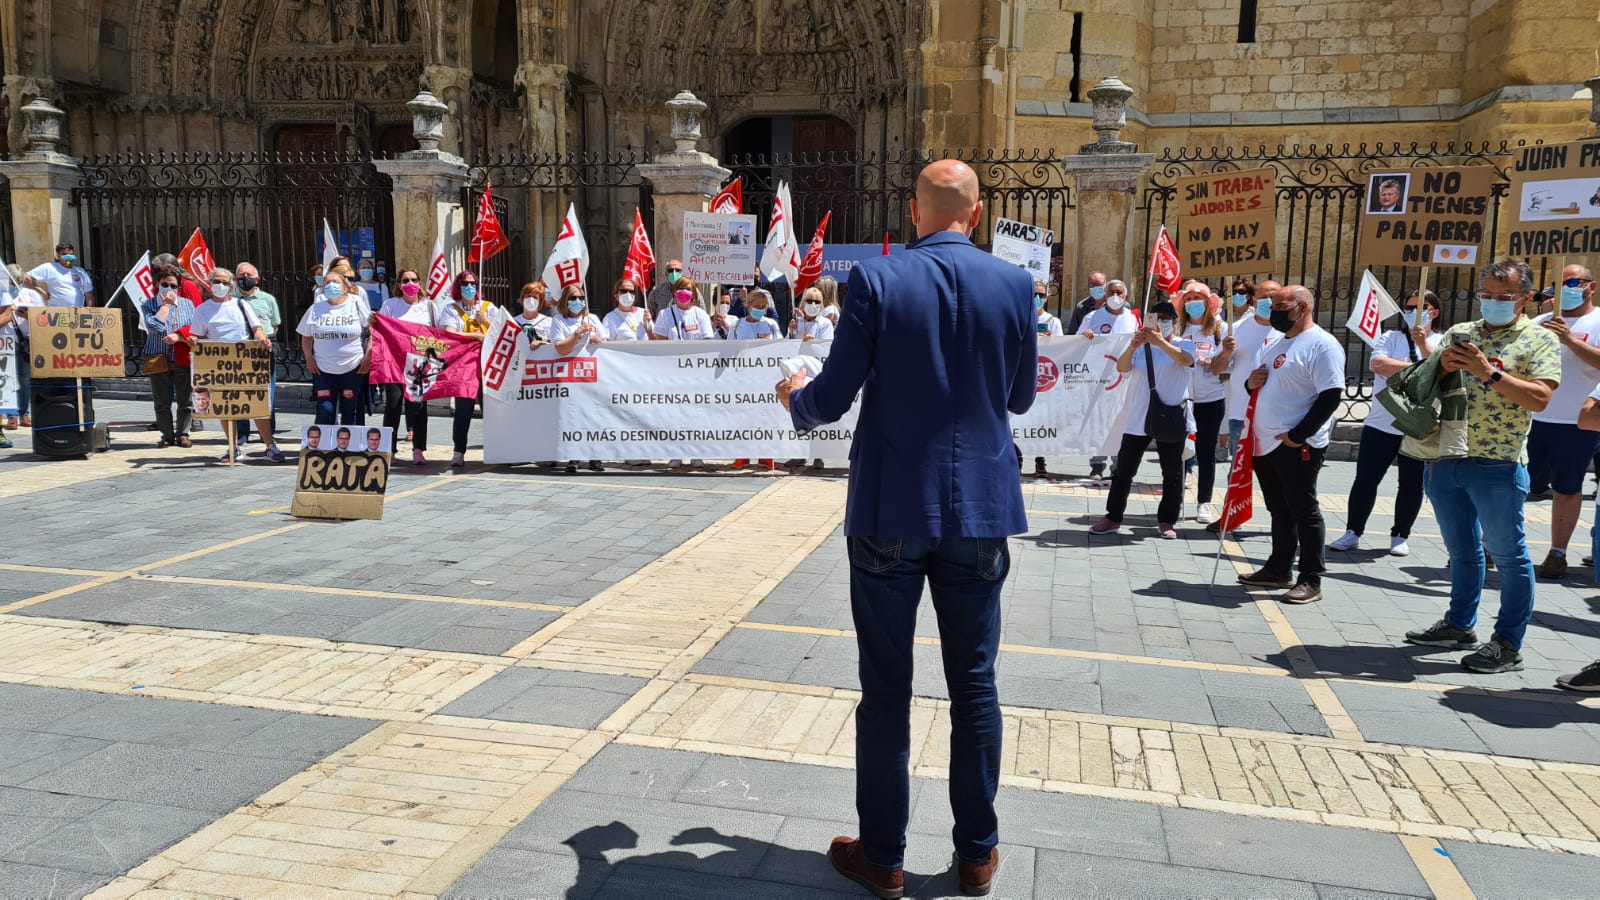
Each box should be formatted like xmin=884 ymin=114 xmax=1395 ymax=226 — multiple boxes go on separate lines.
xmin=1231 ymin=292 xmax=1249 ymax=307
xmin=376 ymin=267 xmax=387 ymax=277
xmin=1256 ymin=299 xmax=1272 ymax=320
xmin=1184 ymin=300 xmax=1206 ymax=319
xmin=1561 ymin=286 xmax=1586 ymax=311
xmin=460 ymin=284 xmax=478 ymax=300
xmin=667 ymin=270 xmax=681 ymax=285
xmin=749 ymin=307 xmax=767 ymax=320
xmin=61 ymin=254 xmax=77 ymax=265
xmin=1401 ymin=311 xmax=1418 ymax=328
xmin=1033 ymin=295 xmax=1046 ymax=311
xmin=1481 ymin=299 xmax=1518 ymax=326
xmin=567 ymin=298 xmax=586 ymax=314
xmin=1088 ymin=285 xmax=1105 ymax=301
xmin=322 ymin=282 xmax=343 ymax=300
xmin=315 ymin=274 xmax=325 ymax=286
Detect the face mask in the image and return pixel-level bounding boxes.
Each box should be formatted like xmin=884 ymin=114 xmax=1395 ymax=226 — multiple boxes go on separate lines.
xmin=323 ymin=282 xmax=344 ymax=300
xmin=211 ymin=283 xmax=231 ymax=299
xmin=160 ymin=286 xmax=178 ymax=300
xmin=1401 ymin=311 xmax=1418 ymax=328
xmin=358 ymin=268 xmax=374 ymax=281
xmin=401 ymin=283 xmax=421 ymax=298
xmin=8 ymin=285 xmax=18 ymax=299
xmin=804 ymin=302 xmax=821 ymax=316
xmin=667 ymin=270 xmax=682 ymax=285
xmin=1269 ymin=305 xmax=1299 ymax=332
xmin=237 ymin=276 xmax=258 ymax=292
xmin=1561 ymin=286 xmax=1586 ymax=311
xmin=617 ymin=292 xmax=635 ymax=308
xmin=567 ymin=299 xmax=586 ymax=314
xmin=1184 ymin=300 xmax=1206 ymax=319
xmin=1480 ymin=299 xmax=1518 ymax=327
xmin=717 ymin=303 xmax=731 ymax=316
xmin=376 ymin=267 xmax=387 ymax=277
xmin=60 ymin=254 xmax=76 ymax=266
xmin=1256 ymin=299 xmax=1272 ymax=320
xmin=460 ymin=284 xmax=478 ymax=300
xmin=1033 ymin=295 xmax=1046 ymax=311
xmin=1106 ymin=295 xmax=1126 ymax=312
xmin=1089 ymin=285 xmax=1105 ymax=301
xmin=749 ymin=307 xmax=767 ymax=320
xmin=1157 ymin=320 xmax=1174 ymax=338
xmin=315 ymin=274 xmax=325 ymax=286
xmin=1231 ymin=292 xmax=1249 ymax=307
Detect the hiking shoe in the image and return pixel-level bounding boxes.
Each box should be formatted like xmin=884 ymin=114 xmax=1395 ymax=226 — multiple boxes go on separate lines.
xmin=828 ymin=837 xmax=903 ymax=899
xmin=1089 ymin=517 xmax=1120 ymax=535
xmin=1238 ymin=568 xmax=1293 ymax=588
xmin=1389 ymin=537 xmax=1411 ymax=557
xmin=1328 ymin=530 xmax=1360 ymax=551
xmin=1556 ymin=660 xmax=1600 ymax=692
xmin=1404 ymin=618 xmax=1479 ymax=650
xmin=1282 ymin=582 xmax=1322 ymax=604
xmin=1195 ymin=503 xmax=1216 ymax=525
xmin=1461 ymin=635 xmax=1523 ymax=674
xmin=956 ymin=848 xmax=999 ymax=897
xmin=1537 ymin=551 xmax=1568 ymax=580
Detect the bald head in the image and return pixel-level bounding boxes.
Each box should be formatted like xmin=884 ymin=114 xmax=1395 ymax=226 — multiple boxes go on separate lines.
xmin=912 ymin=159 xmax=983 ymax=238
xmin=1254 ymin=279 xmax=1282 ymax=300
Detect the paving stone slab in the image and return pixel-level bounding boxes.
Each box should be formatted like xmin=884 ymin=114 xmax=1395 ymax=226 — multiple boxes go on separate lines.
xmin=439 ymin=666 xmax=645 ymax=730
xmin=1033 ymin=847 xmax=1322 ymax=899
xmin=1441 ymin=839 xmax=1600 ymax=899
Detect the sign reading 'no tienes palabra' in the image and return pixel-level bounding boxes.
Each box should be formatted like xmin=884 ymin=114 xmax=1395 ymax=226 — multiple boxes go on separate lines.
xmin=1358 ymin=166 xmax=1493 ymax=268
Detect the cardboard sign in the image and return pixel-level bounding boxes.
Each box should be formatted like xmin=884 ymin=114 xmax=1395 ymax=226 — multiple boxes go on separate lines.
xmin=29 ymin=308 xmax=125 ymax=377
xmin=1175 ymin=168 xmax=1276 ymax=277
xmin=292 ymin=425 xmax=392 ymax=520
xmin=191 ymin=341 xmax=272 ymax=419
xmin=1505 ymin=141 xmax=1600 ymax=259
xmin=1358 ymin=167 xmax=1494 ymax=267
xmin=0 ymin=334 xmax=17 ymax=414
xmin=991 ymin=218 xmax=1054 ymax=280
xmin=683 ymin=212 xmax=760 ymax=284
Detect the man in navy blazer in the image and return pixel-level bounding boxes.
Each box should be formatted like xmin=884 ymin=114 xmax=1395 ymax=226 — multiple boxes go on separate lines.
xmin=778 ymin=159 xmax=1036 ymax=898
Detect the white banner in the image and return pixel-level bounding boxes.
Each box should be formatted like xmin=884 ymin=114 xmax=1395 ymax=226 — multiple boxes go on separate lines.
xmin=684 ymin=212 xmax=759 ymax=285
xmin=482 ymin=336 xmax=1135 ymax=462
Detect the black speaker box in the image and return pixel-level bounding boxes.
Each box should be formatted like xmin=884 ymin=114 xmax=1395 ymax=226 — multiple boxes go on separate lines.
xmin=31 ymin=379 xmax=96 ymax=458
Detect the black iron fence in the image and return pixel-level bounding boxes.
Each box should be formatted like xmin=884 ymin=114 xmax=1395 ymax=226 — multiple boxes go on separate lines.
xmin=465 ymin=152 xmax=653 ymax=313
xmin=1133 ymin=140 xmax=1546 ymax=421
xmin=72 ymin=152 xmax=395 ymax=380
xmin=0 ymin=179 xmax=14 ymax=264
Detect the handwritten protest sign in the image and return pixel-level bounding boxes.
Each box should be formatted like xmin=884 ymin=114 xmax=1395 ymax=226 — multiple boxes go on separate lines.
xmin=991 ymin=218 xmax=1054 ymax=281
xmin=0 ymin=334 xmax=17 ymax=413
xmin=191 ymin=341 xmax=272 ymax=419
xmin=1175 ymin=168 xmax=1276 ymax=277
xmin=292 ymin=424 xmax=392 ymax=520
xmin=1505 ymin=141 xmax=1600 ymax=259
xmin=29 ymin=308 xmax=125 ymax=377
xmin=1359 ymin=167 xmax=1493 ymax=267
xmin=683 ymin=212 xmax=759 ymax=284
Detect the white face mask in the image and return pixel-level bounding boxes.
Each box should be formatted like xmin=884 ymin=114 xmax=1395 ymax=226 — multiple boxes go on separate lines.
xmin=522 ymin=297 xmax=539 ymax=311
xmin=1106 ymin=295 xmax=1126 ymax=311
xmin=211 ymin=283 xmax=231 ymax=299
xmin=804 ymin=302 xmax=822 ymax=316
xmin=717 ymin=303 xmax=730 ymax=316
xmin=617 ymin=292 xmax=635 ymax=309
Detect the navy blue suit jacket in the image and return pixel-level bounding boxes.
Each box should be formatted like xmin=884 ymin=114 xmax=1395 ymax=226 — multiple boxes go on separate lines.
xmin=790 ymin=231 xmax=1037 ymax=537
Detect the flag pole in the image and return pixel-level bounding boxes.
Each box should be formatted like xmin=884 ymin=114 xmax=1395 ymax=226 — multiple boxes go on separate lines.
xmin=1142 ymin=226 xmax=1164 ymax=317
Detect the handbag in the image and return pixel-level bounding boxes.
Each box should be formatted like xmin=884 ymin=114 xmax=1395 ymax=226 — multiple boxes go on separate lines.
xmin=143 ymin=353 xmax=170 ymax=375
xmin=1142 ymin=343 xmax=1190 ymax=443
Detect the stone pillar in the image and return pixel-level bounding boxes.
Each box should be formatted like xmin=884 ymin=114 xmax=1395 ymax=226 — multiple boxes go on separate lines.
xmin=0 ymin=98 xmax=82 ymax=266
xmin=637 ymin=91 xmax=730 ymax=265
xmin=373 ymin=90 xmax=469 ymax=277
xmin=1060 ymin=78 xmax=1154 ymax=289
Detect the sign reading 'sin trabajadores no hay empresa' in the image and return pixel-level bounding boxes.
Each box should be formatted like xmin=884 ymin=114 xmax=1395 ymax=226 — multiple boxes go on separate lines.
xmin=1174 ymin=168 xmax=1276 ymax=278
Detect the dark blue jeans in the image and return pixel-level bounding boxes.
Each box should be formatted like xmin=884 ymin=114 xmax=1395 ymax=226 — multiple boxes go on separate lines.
xmin=848 ymin=535 xmax=1009 ymax=870
xmin=312 ymin=368 xmax=368 ymax=426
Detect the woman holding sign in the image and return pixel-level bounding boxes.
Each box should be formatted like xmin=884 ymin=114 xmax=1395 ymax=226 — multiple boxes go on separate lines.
xmin=298 ymin=269 xmax=373 ymax=428
xmin=187 ymin=267 xmax=282 ymax=462
xmin=141 ymin=268 xmax=197 ymax=448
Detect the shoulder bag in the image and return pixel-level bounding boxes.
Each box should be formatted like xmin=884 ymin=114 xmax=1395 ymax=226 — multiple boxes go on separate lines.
xmin=1143 ymin=342 xmax=1190 ymax=443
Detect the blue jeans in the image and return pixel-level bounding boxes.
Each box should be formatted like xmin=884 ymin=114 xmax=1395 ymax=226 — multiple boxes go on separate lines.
xmin=312 ymin=368 xmax=368 ymax=426
xmin=848 ymin=535 xmax=1009 ymax=870
xmin=1427 ymin=458 xmax=1535 ymax=648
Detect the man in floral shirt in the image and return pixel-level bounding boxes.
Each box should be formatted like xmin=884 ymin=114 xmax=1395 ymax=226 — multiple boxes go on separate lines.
xmin=1403 ymin=258 xmax=1561 ymax=674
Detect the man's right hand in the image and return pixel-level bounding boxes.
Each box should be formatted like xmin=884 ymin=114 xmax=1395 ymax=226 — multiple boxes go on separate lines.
xmin=1246 ymin=366 xmax=1268 ymax=391
xmin=1080 ymin=330 xmax=1095 ymax=340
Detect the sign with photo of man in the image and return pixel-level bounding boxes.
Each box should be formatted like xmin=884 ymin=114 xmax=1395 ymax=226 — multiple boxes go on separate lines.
xmin=1358 ymin=167 xmax=1493 ymax=267
xmin=292 ymin=424 xmax=392 ymax=520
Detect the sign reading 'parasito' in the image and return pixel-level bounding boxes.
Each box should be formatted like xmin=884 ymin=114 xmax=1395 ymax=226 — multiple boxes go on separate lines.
xmin=1358 ymin=166 xmax=1493 ymax=267
xmin=1505 ymin=140 xmax=1600 ymax=258
xmin=1174 ymin=168 xmax=1276 ymax=277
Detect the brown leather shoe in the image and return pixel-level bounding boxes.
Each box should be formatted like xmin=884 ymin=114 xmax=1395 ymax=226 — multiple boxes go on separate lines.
xmin=1282 ymin=582 xmax=1322 ymax=604
xmin=829 ymin=836 xmax=904 ymax=899
xmin=956 ymin=847 xmax=999 ymax=896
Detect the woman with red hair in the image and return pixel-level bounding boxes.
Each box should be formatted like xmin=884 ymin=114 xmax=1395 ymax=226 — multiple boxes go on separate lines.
xmin=1178 ymin=281 xmax=1233 ymax=524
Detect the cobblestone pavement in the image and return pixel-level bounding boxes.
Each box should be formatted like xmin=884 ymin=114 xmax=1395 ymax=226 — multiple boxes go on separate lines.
xmin=2 ymin=400 xmax=1600 ymax=897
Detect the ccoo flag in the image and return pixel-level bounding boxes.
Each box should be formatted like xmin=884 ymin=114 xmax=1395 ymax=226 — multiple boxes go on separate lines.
xmin=711 ymin=177 xmax=743 ymax=215
xmin=794 ymin=211 xmax=831 ymax=294
xmin=541 ymin=203 xmax=591 ymax=290
xmin=467 ymin=184 xmax=509 ymax=264
xmin=622 ymin=208 xmax=655 ymax=289
xmin=178 ymin=228 xmax=215 ymax=283
xmin=1346 ymin=269 xmax=1400 ymax=349
xmin=426 ymin=232 xmax=450 ymax=301
xmin=760 ymin=181 xmax=801 ymax=284
xmin=1149 ymin=226 xmax=1182 ymax=296
xmin=116 ymin=251 xmax=157 ymax=332
xmin=1219 ymin=392 xmax=1259 ymax=532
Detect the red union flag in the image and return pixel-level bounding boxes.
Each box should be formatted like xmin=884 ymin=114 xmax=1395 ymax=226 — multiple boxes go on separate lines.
xmin=426 ymin=233 xmax=450 ymax=301
xmin=467 ymin=184 xmax=509 ymax=264
xmin=178 ymin=228 xmax=215 ymax=282
xmin=711 ymin=177 xmax=743 ymax=215
xmin=794 ymin=211 xmax=831 ymax=294
xmin=622 ymin=208 xmax=655 ymax=288
xmin=541 ymin=203 xmax=590 ymax=289
xmin=1149 ymin=226 xmax=1182 ymax=296
xmin=1220 ymin=393 xmax=1258 ymax=531
xmin=1346 ymin=268 xmax=1400 ymax=349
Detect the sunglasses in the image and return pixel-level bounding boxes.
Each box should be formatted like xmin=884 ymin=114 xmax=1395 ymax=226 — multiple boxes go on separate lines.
xmin=1564 ymin=278 xmax=1594 ymax=288
xmin=159 ymin=283 xmax=179 ymax=290
xmin=667 ymin=267 xmax=683 ymax=273
xmin=399 ymin=277 xmax=420 ymax=284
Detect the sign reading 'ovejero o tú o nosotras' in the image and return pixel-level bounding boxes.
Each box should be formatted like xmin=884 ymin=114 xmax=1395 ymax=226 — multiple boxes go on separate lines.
xmin=30 ymin=308 xmax=125 ymax=377
xmin=191 ymin=341 xmax=272 ymax=419
xmin=1506 ymin=140 xmax=1600 ymax=258
xmin=1358 ymin=166 xmax=1493 ymax=267
xmin=1174 ymin=168 xmax=1276 ymax=277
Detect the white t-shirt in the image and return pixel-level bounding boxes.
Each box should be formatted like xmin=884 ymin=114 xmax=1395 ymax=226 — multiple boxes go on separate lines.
xmin=1081 ymin=307 xmax=1138 ymax=338
xmin=796 ymin=315 xmax=835 ymax=341
xmin=1532 ymin=309 xmax=1600 ymax=424
xmin=1227 ymin=316 xmax=1281 ymax=421
xmin=438 ymin=300 xmax=492 ymax=334
xmin=29 ymin=262 xmax=93 ymax=307
xmin=1366 ymin=328 xmax=1437 ymax=435
xmin=1122 ymin=339 xmax=1197 ymax=438
xmin=654 ymin=305 xmax=714 ymax=340
xmin=549 ymin=313 xmax=604 ymax=351
xmin=190 ymin=298 xmax=264 ymax=342
xmin=1036 ymin=312 xmax=1064 ymax=337
xmin=514 ymin=312 xmax=552 ymax=343
xmin=296 ymin=297 xmax=370 ymax=374
xmin=0 ymin=289 xmax=15 ymax=341
xmin=10 ymin=287 xmax=44 ymax=338
xmin=602 ymin=308 xmax=650 ymax=341
xmin=823 ymin=305 xmax=841 ymax=324
xmin=1253 ymin=326 xmax=1346 ymax=456
xmin=730 ymin=317 xmax=782 ymax=340
xmin=1183 ymin=321 xmax=1230 ymax=404
xmin=379 ymin=297 xmax=438 ymax=327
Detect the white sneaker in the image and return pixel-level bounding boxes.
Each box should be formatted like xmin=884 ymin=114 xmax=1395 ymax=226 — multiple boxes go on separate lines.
xmin=1195 ymin=503 xmax=1216 ymax=525
xmin=1328 ymin=530 xmax=1360 ymax=551
xmin=1390 ymin=537 xmax=1411 ymax=557
xmin=450 ymin=452 xmax=465 ymax=468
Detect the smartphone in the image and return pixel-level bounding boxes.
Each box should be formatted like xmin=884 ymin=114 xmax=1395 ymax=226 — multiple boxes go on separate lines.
xmin=1450 ymin=332 xmax=1471 ymax=347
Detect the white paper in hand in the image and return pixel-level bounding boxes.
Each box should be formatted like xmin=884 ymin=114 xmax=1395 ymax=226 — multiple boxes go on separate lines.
xmin=778 ymin=356 xmax=823 ymax=381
